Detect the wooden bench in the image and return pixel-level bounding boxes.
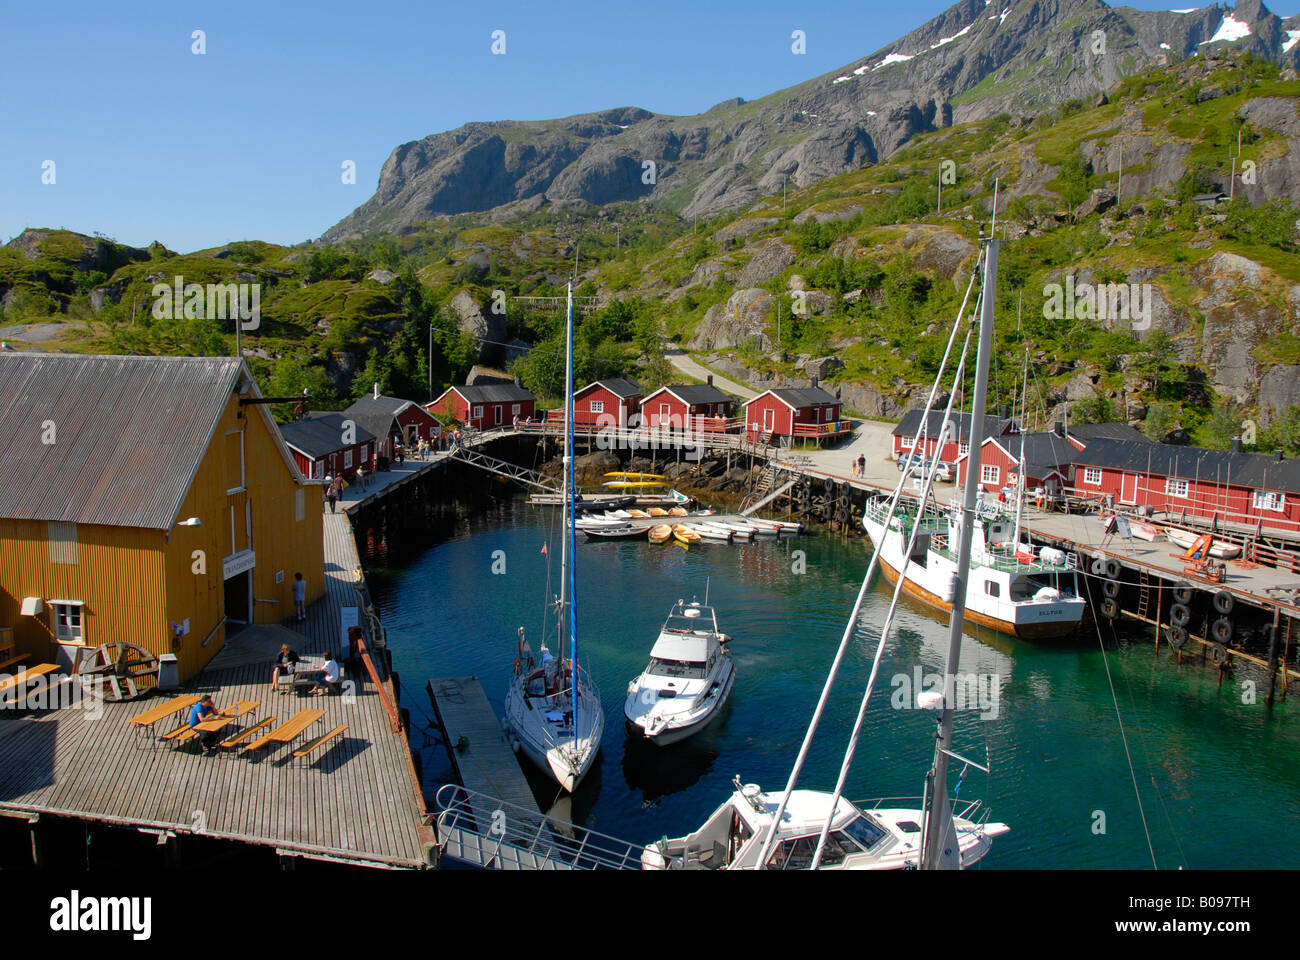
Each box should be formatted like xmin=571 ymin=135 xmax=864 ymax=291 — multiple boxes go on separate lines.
xmin=292 ymin=724 xmax=348 ymax=764
xmin=220 ymin=716 xmax=276 ymax=750
xmin=0 ymin=653 xmax=30 ymax=672
xmin=160 ymin=723 xmax=195 ymax=744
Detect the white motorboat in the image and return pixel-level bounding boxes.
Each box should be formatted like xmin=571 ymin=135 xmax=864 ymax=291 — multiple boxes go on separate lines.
xmin=503 ymin=282 xmax=604 ymax=793
xmin=625 ymin=599 xmax=735 ymax=746
xmin=574 ymin=514 xmax=628 ymax=530
xmin=641 ymin=781 xmax=1007 ymax=869
xmin=689 ymin=522 xmax=735 ymax=542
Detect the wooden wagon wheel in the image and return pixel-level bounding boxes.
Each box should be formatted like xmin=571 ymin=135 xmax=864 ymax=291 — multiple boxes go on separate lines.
xmin=75 ymin=641 xmax=160 ymax=702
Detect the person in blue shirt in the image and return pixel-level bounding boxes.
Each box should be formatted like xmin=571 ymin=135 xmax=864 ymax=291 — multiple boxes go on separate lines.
xmin=189 ymin=695 xmax=221 ymax=755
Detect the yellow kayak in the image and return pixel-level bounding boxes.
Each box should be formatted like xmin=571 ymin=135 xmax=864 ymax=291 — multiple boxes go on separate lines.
xmin=602 ymin=481 xmax=668 ymax=488
xmin=648 ymin=524 xmax=673 ymax=544
xmin=604 ymin=471 xmax=667 ymax=480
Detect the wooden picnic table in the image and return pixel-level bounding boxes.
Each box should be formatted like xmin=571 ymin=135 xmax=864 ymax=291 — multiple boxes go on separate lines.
xmin=0 ymin=664 xmax=60 ymax=698
xmin=193 ymin=700 xmax=262 ymax=732
xmin=269 ymin=709 xmax=326 ymax=743
xmin=128 ymin=694 xmax=202 ymax=729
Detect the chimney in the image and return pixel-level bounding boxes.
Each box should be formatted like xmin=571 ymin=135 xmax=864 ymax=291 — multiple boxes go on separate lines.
xmin=811 ymin=376 xmax=819 ymax=389
xmin=1277 ymin=449 xmax=1285 ymax=463
xmin=1054 ymin=421 xmax=1065 ymax=438
xmin=707 ymin=374 xmax=713 ymax=386
xmin=1230 ymin=436 xmax=1241 ymax=454
xmin=998 ymin=404 xmax=1009 ymax=419
xmin=373 ymin=382 xmax=379 ymax=400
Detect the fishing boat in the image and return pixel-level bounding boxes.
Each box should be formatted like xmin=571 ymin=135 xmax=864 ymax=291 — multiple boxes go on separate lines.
xmin=673 ymin=524 xmax=702 ymax=546
xmin=1164 ymin=527 xmax=1241 ymax=559
xmin=502 ymin=282 xmax=604 ymax=793
xmin=648 ymin=524 xmax=673 ymax=544
xmin=624 ymin=598 xmax=735 ymax=746
xmin=644 ymin=221 xmax=1012 ymax=870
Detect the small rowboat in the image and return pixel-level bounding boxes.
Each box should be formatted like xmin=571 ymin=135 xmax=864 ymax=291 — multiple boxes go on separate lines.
xmin=627 ymin=509 xmax=651 ymax=519
xmin=1164 ymin=527 xmax=1242 ymax=559
xmin=584 ymin=524 xmax=649 ymax=541
xmin=668 ymin=507 xmax=688 ymax=517
xmin=647 ymin=507 xmax=669 ymax=518
xmin=673 ymin=524 xmax=702 ymax=546
xmin=648 ymin=524 xmax=673 ymax=544
xmin=690 ymin=522 xmax=734 ymax=542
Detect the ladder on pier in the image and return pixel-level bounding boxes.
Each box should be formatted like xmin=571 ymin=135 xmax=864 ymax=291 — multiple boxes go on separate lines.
xmin=444 ymin=445 xmax=561 ymax=492
xmin=742 ymin=479 xmax=797 ymax=517
xmin=1136 ymin=568 xmax=1153 ymax=621
xmin=434 ymin=784 xmax=644 ymax=871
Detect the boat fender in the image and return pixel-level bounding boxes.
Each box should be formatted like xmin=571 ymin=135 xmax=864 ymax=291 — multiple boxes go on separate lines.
xmin=513 ymin=658 xmax=522 ymax=676
xmin=1090 ymin=558 xmax=1107 ymax=577
xmin=1169 ymin=603 xmax=1191 ymax=627
xmin=1101 ymin=598 xmax=1119 ymax=620
xmin=1104 ymin=558 xmax=1121 ymax=579
xmin=1174 ymin=582 xmax=1194 ymax=605
xmin=1102 ymin=579 xmax=1120 ymax=600
xmin=1213 ymin=590 xmax=1234 ymax=616
xmin=940 ymin=573 xmax=958 ymax=604
xmin=1211 ymin=618 xmax=1232 ymax=644
xmin=1168 ymin=625 xmax=1188 ymax=649
xmin=1210 ymin=642 xmax=1229 ymax=665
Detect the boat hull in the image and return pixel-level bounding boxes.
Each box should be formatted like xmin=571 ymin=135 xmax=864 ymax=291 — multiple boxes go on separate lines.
xmin=625 ymin=662 xmax=735 ymax=747
xmin=874 ymin=551 xmax=1081 ymax=640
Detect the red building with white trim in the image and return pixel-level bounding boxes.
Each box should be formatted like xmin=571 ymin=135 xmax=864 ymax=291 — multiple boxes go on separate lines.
xmin=955 ymin=432 xmax=1075 ymax=494
xmin=1070 ymin=438 xmax=1300 ymax=533
xmin=568 ymin=378 xmax=642 ymax=429
xmin=891 ymin=410 xmax=1019 ymax=464
xmin=346 ymin=386 xmax=443 ymax=459
xmin=278 ymin=412 xmax=378 ymax=481
xmin=640 ymin=380 xmax=734 ymax=433
xmin=744 ymin=383 xmax=846 ymax=443
xmin=429 ymin=382 xmax=536 ymax=431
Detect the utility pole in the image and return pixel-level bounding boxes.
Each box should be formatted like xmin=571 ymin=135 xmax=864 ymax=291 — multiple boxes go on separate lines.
xmin=937 ymin=168 xmax=942 ymax=215
xmin=1229 ymin=128 xmax=1241 ymax=202
xmin=783 ymin=177 xmax=787 ymax=212
xmin=428 ymin=321 xmax=433 ymax=402
xmin=1116 ymin=144 xmax=1123 ymax=199
xmin=616 ymin=224 xmax=621 ymax=251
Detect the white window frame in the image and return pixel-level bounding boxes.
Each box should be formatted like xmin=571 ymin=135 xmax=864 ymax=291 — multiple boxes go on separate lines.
xmin=900 ymin=435 xmax=914 ymax=450
xmin=1082 ymin=467 xmax=1103 ymax=486
xmin=494 ymin=405 xmax=503 ymax=426
xmin=763 ymin=408 xmax=775 ymax=432
xmin=981 ymin=464 xmax=1000 ymax=485
xmin=52 ymin=601 xmax=84 ymax=643
xmin=1254 ymin=490 xmax=1286 ymax=512
xmin=344 ymin=449 xmax=353 ymax=469
xmin=590 ymin=400 xmax=605 ymax=414
xmin=360 ymin=446 xmax=368 ymax=462
xmin=1165 ymin=477 xmax=1189 ymax=499
xmin=225 ymin=429 xmax=246 ymax=495
xmin=958 ymin=441 xmax=970 ymax=456
xmin=472 ymin=405 xmax=483 ymax=420
xmin=511 ymin=404 xmax=521 ymax=415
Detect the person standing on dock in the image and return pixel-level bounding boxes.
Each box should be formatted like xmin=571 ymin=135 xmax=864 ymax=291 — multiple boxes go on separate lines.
xmin=293 ymin=571 xmax=307 ymax=622
xmin=857 ymin=454 xmax=866 ymax=477
xmin=325 ymin=478 xmax=338 ymax=514
xmin=357 ymin=463 xmax=367 ymax=490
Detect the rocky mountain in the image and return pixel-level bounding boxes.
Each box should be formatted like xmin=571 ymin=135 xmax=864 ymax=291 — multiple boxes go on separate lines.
xmin=325 ymin=0 xmax=1300 ymax=239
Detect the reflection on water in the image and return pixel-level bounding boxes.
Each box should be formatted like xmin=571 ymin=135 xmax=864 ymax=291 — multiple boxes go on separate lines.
xmin=373 ymin=496 xmax=1300 ymax=869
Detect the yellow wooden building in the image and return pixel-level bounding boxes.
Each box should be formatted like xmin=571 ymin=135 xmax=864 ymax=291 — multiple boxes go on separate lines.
xmin=0 ymin=354 xmax=324 ymax=682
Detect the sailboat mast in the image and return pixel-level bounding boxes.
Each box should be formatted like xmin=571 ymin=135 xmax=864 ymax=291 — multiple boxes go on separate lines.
xmin=564 ymin=281 xmax=580 ymax=751
xmin=921 ymin=230 xmax=999 ymax=870
xmin=1011 ymin=349 xmax=1029 ymax=550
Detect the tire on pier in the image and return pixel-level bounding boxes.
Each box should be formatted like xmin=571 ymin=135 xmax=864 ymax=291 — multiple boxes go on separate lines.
xmin=1212 ymin=590 xmax=1234 ymax=616
xmin=1167 ymin=625 xmax=1188 ymax=649
xmin=1174 ymin=582 xmax=1194 ymax=605
xmin=1090 ymin=557 xmax=1107 ymax=577
xmin=1100 ymin=598 xmax=1119 ymax=620
xmin=1103 ymin=558 xmax=1121 ymax=579
xmin=1211 ymin=618 xmax=1232 ymax=644
xmin=1210 ymin=642 xmax=1229 ymax=665
xmin=1169 ymin=603 xmax=1191 ymax=628
xmin=1102 ymin=579 xmax=1120 ymax=599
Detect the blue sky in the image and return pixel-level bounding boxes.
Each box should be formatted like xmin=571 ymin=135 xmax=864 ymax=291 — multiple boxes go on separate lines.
xmin=2 ymin=0 xmax=1295 ymax=252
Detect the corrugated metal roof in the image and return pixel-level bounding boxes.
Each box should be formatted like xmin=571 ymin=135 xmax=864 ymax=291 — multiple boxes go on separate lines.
xmin=584 ymin=378 xmax=641 ymax=399
xmin=0 ymin=353 xmax=243 ymax=529
xmin=1074 ymin=438 xmax=1300 ymax=494
xmin=344 ymin=393 xmax=428 ymax=441
xmin=1067 ymin=422 xmax=1150 ymax=444
xmin=452 ymin=383 xmax=536 ymax=404
xmin=647 ymin=384 xmax=734 ymax=406
xmin=893 ymin=408 xmax=1013 ymax=441
xmin=279 ymin=413 xmax=378 ymax=459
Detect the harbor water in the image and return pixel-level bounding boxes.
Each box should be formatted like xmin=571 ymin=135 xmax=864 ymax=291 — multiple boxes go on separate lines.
xmin=371 ymin=497 xmax=1300 ymax=869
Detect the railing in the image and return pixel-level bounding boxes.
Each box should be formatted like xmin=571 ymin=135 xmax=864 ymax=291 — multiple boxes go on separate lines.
xmin=792 ymin=420 xmax=853 ymax=437
xmin=434 ymin=783 xmax=644 ymax=871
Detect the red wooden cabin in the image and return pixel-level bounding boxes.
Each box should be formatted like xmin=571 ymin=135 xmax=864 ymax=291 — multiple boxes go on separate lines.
xmin=429 ymin=382 xmax=536 ymax=431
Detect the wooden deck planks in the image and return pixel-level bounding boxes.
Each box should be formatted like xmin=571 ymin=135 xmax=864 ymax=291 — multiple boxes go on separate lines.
xmin=0 ymin=509 xmax=427 ymax=868
xmin=427 ymin=676 xmax=539 ymax=815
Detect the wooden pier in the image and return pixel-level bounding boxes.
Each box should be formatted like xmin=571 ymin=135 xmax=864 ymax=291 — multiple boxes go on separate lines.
xmin=0 ymin=507 xmax=433 ymax=869
xmin=427 ymin=677 xmax=538 ymax=813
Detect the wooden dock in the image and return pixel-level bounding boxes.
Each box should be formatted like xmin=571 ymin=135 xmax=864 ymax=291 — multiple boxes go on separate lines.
xmin=0 ymin=508 xmax=432 ymax=869
xmin=427 ymin=677 xmax=538 ymax=813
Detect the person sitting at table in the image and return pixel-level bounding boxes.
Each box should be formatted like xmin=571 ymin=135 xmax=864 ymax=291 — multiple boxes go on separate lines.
xmin=311 ymin=652 xmax=342 ymax=697
xmin=189 ymin=695 xmax=221 ymax=755
xmin=271 ymin=644 xmax=300 ymax=694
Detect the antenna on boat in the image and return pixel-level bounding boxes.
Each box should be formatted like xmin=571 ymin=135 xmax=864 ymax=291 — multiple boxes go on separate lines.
xmin=704 ymin=576 xmax=710 ymax=607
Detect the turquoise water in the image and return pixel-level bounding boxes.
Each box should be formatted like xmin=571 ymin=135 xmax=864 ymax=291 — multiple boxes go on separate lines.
xmin=373 ymin=498 xmax=1300 ymax=869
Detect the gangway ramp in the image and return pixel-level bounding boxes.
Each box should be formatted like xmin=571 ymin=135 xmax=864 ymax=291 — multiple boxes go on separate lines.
xmin=427 ymin=677 xmax=538 ymax=814
xmin=434 ymin=784 xmax=645 ymax=870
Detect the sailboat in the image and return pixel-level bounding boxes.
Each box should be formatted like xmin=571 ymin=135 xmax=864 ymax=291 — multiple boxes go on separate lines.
xmin=502 ymin=282 xmax=605 ymax=793
xmin=642 ymin=221 xmax=1013 ymax=870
